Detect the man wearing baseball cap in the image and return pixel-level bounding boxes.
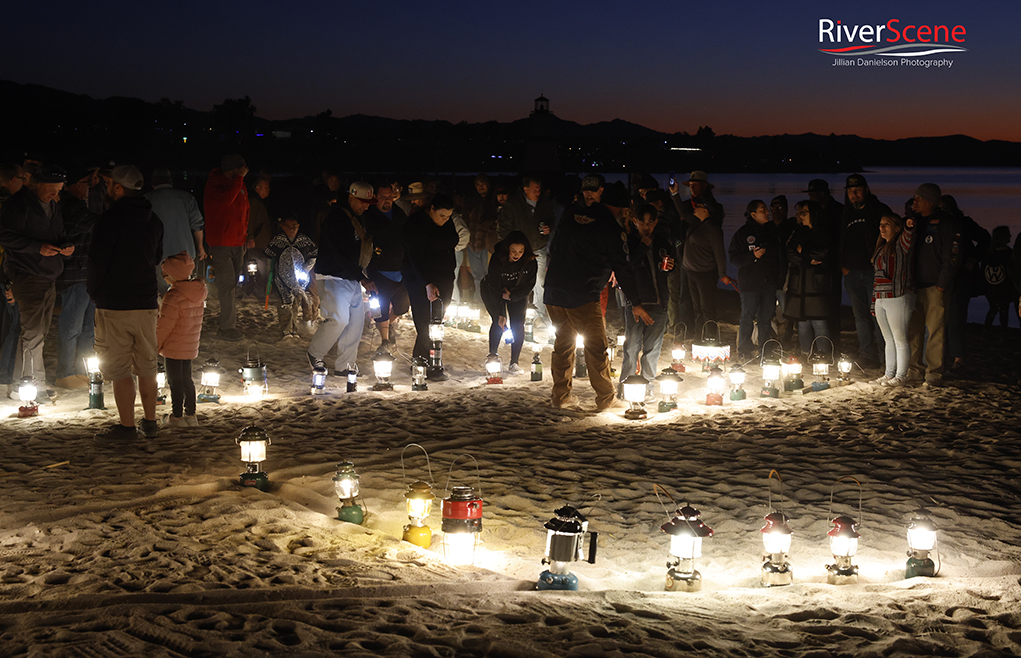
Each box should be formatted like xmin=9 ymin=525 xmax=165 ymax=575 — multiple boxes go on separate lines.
xmin=0 ymin=163 xmax=72 ymax=399
xmin=202 ymin=154 xmax=249 ymax=341
xmin=89 ymin=165 xmax=164 ymax=440
xmin=307 ymin=181 xmax=376 ymax=377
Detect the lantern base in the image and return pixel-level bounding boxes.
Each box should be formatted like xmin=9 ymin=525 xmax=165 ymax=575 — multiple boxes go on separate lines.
xmin=575 ymin=365 xmax=587 ymax=379
xmin=537 ymin=569 xmax=578 ymax=591
xmin=371 ymin=382 xmax=394 ymax=391
xmin=761 ymin=561 xmax=793 ymax=587
xmin=337 ymin=503 xmax=364 ymax=525
xmin=826 ymin=564 xmax=859 ymax=585
xmin=812 ymin=381 xmax=830 ymax=392
xmin=730 ymin=389 xmax=746 ymax=401
xmin=705 ymin=393 xmax=723 ymax=406
xmin=311 ymin=386 xmax=328 ymax=395
xmin=760 ymin=386 xmax=779 ymax=398
xmin=624 ymin=406 xmax=648 ymax=420
xmin=18 ymin=403 xmax=39 ymax=418
xmin=197 ymin=393 xmax=221 ymax=404
xmin=784 ymin=379 xmax=804 ymax=392
xmin=665 ymin=568 xmax=702 ymax=592
xmin=658 ymin=400 xmax=677 ymax=413
xmin=530 ymin=372 xmax=542 ymax=382
xmin=671 ymin=363 xmax=686 ymax=373
xmin=86 ymin=394 xmax=106 ymax=410
xmin=239 ymin=471 xmax=270 ymax=491
xmin=486 ymin=376 xmax=503 ymax=385
xmin=833 ymin=377 xmax=852 ymax=386
xmin=906 ymin=557 xmax=935 ymax=579
xmin=403 ymin=524 xmax=432 ymax=548
xmin=412 ymin=382 xmax=429 ymax=391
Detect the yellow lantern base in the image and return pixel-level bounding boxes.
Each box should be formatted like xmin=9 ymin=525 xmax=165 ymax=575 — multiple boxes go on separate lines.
xmin=403 ymin=524 xmax=432 ymax=548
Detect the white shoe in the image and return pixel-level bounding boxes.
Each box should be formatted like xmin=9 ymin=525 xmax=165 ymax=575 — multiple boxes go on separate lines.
xmin=886 ymin=376 xmax=907 ymax=388
xmin=184 ymin=415 xmax=200 ymax=427
xmin=163 ymin=414 xmax=188 ymax=428
xmin=872 ymin=375 xmax=892 ymax=386
xmin=507 ymin=363 xmax=523 ymax=375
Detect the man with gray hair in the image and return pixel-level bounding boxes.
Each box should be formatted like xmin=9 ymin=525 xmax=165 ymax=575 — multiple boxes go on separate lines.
xmin=89 ymin=165 xmax=164 ymax=440
xmin=203 ymin=154 xmax=249 ymax=341
xmin=146 ymin=168 xmax=205 ymax=292
xmin=0 ymin=164 xmax=73 ymax=399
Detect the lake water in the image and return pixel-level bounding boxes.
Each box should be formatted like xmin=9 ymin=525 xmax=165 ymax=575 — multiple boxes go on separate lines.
xmin=599 ymin=167 xmax=1021 ymax=326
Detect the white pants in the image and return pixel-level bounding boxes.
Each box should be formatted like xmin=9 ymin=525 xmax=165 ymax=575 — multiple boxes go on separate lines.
xmin=308 ymin=277 xmax=365 ymax=372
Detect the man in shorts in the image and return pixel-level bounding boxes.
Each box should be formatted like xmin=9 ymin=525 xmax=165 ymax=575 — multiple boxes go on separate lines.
xmin=87 ymin=165 xmax=164 ymax=439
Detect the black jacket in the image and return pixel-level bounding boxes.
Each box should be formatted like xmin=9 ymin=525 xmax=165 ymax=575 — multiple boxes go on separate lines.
xmin=544 ymin=201 xmax=639 ymax=309
xmin=87 ymin=196 xmax=164 ymax=310
xmin=402 ymin=209 xmax=459 ymax=287
xmin=481 ymin=252 xmax=538 ymax=302
xmin=841 ymin=195 xmax=891 ymax=271
xmin=624 ymin=230 xmax=672 ymax=307
xmin=0 ymin=187 xmax=68 ymax=281
xmin=316 ymin=199 xmax=370 ymax=281
xmin=914 ymin=209 xmax=962 ymax=290
xmin=365 ymin=205 xmax=407 ymax=273
xmin=729 ymin=219 xmax=784 ymax=293
xmin=497 ymin=190 xmax=555 ymax=250
xmin=785 ymin=224 xmax=832 ymax=321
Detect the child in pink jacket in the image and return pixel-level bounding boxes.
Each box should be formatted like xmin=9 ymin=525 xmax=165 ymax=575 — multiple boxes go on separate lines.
xmin=157 ymin=252 xmax=208 ymax=427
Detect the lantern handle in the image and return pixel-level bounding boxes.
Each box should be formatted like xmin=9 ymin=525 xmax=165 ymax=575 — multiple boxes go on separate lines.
xmin=652 ymin=483 xmax=679 ymax=521
xmin=673 ymin=322 xmax=688 ymax=344
xmin=759 ymin=339 xmax=783 ymax=368
xmin=809 ymin=335 xmax=835 ymax=363
xmin=400 ymin=443 xmax=433 ymax=487
xmin=443 ymin=453 xmax=482 ymax=500
xmin=828 ymin=475 xmax=863 ymax=529
xmin=700 ymin=320 xmax=721 ymax=344
xmin=767 ymin=469 xmax=785 ymax=516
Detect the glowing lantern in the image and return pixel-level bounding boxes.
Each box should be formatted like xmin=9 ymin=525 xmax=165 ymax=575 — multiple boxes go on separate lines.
xmin=826 ymin=516 xmax=861 ymax=585
xmin=671 ymin=343 xmax=686 ymax=373
xmin=729 ymin=364 xmax=747 ymax=401
xmin=368 ymin=292 xmax=383 ymax=320
xmin=691 ymin=321 xmax=730 ymax=372
xmin=236 ymin=426 xmax=271 ymax=491
xmin=783 ymin=355 xmax=804 ymax=391
xmin=310 ymin=366 xmax=328 ymax=395
xmin=239 ymin=352 xmax=269 ymax=401
xmin=156 ymin=361 xmax=167 ymax=405
xmin=198 ymin=357 xmax=223 ymax=403
xmin=621 ymin=373 xmax=649 ymax=420
xmin=537 ymin=505 xmax=598 ymax=591
xmin=428 ymin=300 xmax=445 ymax=378
xmin=17 ymin=375 xmax=38 ymax=418
xmin=906 ymin=513 xmax=938 ymax=578
xmin=661 ymin=504 xmax=714 ymax=592
xmin=837 ymin=354 xmax=853 ymax=383
xmin=464 ymin=305 xmax=481 ymax=333
xmin=655 ymin=368 xmax=682 ymax=413
xmin=524 ymin=305 xmax=537 ymax=342
xmin=574 ymin=334 xmax=587 ymax=378
xmin=246 ymin=257 xmax=258 ymax=277
xmin=403 ymin=481 xmax=435 ymax=548
xmin=809 ymin=337 xmax=834 ymax=391
xmin=548 ymin=324 xmax=556 ymax=345
xmin=530 ymin=352 xmax=543 ymax=381
xmin=333 ymin=461 xmax=364 ymax=524
xmin=705 ymin=365 xmax=725 ymax=406
xmin=761 ymin=511 xmax=794 ymax=586
xmin=345 ymin=364 xmax=358 ymax=392
xmin=760 ymin=339 xmax=782 ymax=398
xmin=485 ymin=353 xmax=503 ymax=384
xmin=84 ymin=354 xmax=105 ymax=410
xmin=442 ymin=485 xmax=483 ymax=565
xmin=372 ymin=351 xmax=395 ymax=391
xmin=411 ymin=356 xmax=429 ymax=391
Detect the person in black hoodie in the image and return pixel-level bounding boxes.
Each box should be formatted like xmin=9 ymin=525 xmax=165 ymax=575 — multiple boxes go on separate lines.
xmin=785 ymin=200 xmax=833 ymax=355
xmin=403 ymin=193 xmax=459 ymax=380
xmin=0 ymin=164 xmax=73 ymax=399
xmin=729 ymin=200 xmax=783 ymax=360
xmin=480 ymin=230 xmax=537 ymax=373
xmin=88 ymin=165 xmax=164 ymax=440
xmin=618 ymin=204 xmax=673 ymax=395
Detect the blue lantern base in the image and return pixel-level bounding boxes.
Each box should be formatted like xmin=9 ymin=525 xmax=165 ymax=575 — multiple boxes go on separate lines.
xmin=198 ymin=393 xmax=221 ymax=404
xmin=537 ymin=570 xmax=578 ymax=591
xmin=811 ymin=381 xmax=830 ymax=392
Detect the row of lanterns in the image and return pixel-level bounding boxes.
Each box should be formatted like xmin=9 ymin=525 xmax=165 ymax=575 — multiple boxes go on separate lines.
xmin=232 ymin=433 xmax=941 ymax=590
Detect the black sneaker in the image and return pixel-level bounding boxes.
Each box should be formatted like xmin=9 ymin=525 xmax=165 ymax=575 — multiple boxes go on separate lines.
xmin=95 ymin=424 xmax=139 ymax=441
xmin=426 ymin=367 xmax=449 ymax=382
xmin=217 ymin=328 xmax=245 ymax=342
xmin=139 ymin=419 xmax=159 ymax=438
xmin=308 ymin=352 xmax=327 ymax=370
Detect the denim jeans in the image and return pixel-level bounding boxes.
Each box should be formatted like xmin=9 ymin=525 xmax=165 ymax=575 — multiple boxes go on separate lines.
xmin=844 ymin=269 xmax=882 ymax=359
xmin=620 ymin=304 xmax=668 ymax=388
xmin=738 ymin=290 xmax=775 ymax=357
xmin=875 ymin=293 xmax=914 ymax=379
xmin=0 ymin=297 xmax=19 ymax=385
xmin=57 ymin=282 xmax=96 ymax=378
xmin=798 ymin=319 xmax=829 ymax=355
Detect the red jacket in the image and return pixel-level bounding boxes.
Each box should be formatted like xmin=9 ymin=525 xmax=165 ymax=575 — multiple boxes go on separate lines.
xmin=157 ymin=279 xmax=208 ymax=360
xmin=203 ymin=168 xmax=249 ymax=247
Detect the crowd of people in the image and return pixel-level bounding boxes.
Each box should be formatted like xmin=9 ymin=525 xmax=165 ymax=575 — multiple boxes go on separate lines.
xmin=1 ymin=157 xmax=1017 ymax=437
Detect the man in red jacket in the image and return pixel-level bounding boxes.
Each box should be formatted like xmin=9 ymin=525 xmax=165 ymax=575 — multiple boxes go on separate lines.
xmin=203 ymin=154 xmax=249 ymax=341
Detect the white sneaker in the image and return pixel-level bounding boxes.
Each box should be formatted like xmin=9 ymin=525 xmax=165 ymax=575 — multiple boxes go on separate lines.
xmin=507 ymin=363 xmax=523 ymax=375
xmin=886 ymin=376 xmax=907 ymax=388
xmin=872 ymin=375 xmax=892 ymax=385
xmin=184 ymin=415 xmax=200 ymax=427
xmin=163 ymin=414 xmax=188 ymax=428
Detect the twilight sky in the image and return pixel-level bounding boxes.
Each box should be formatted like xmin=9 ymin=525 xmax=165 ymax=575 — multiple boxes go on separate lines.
xmin=3 ymin=0 xmax=1018 ymax=141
